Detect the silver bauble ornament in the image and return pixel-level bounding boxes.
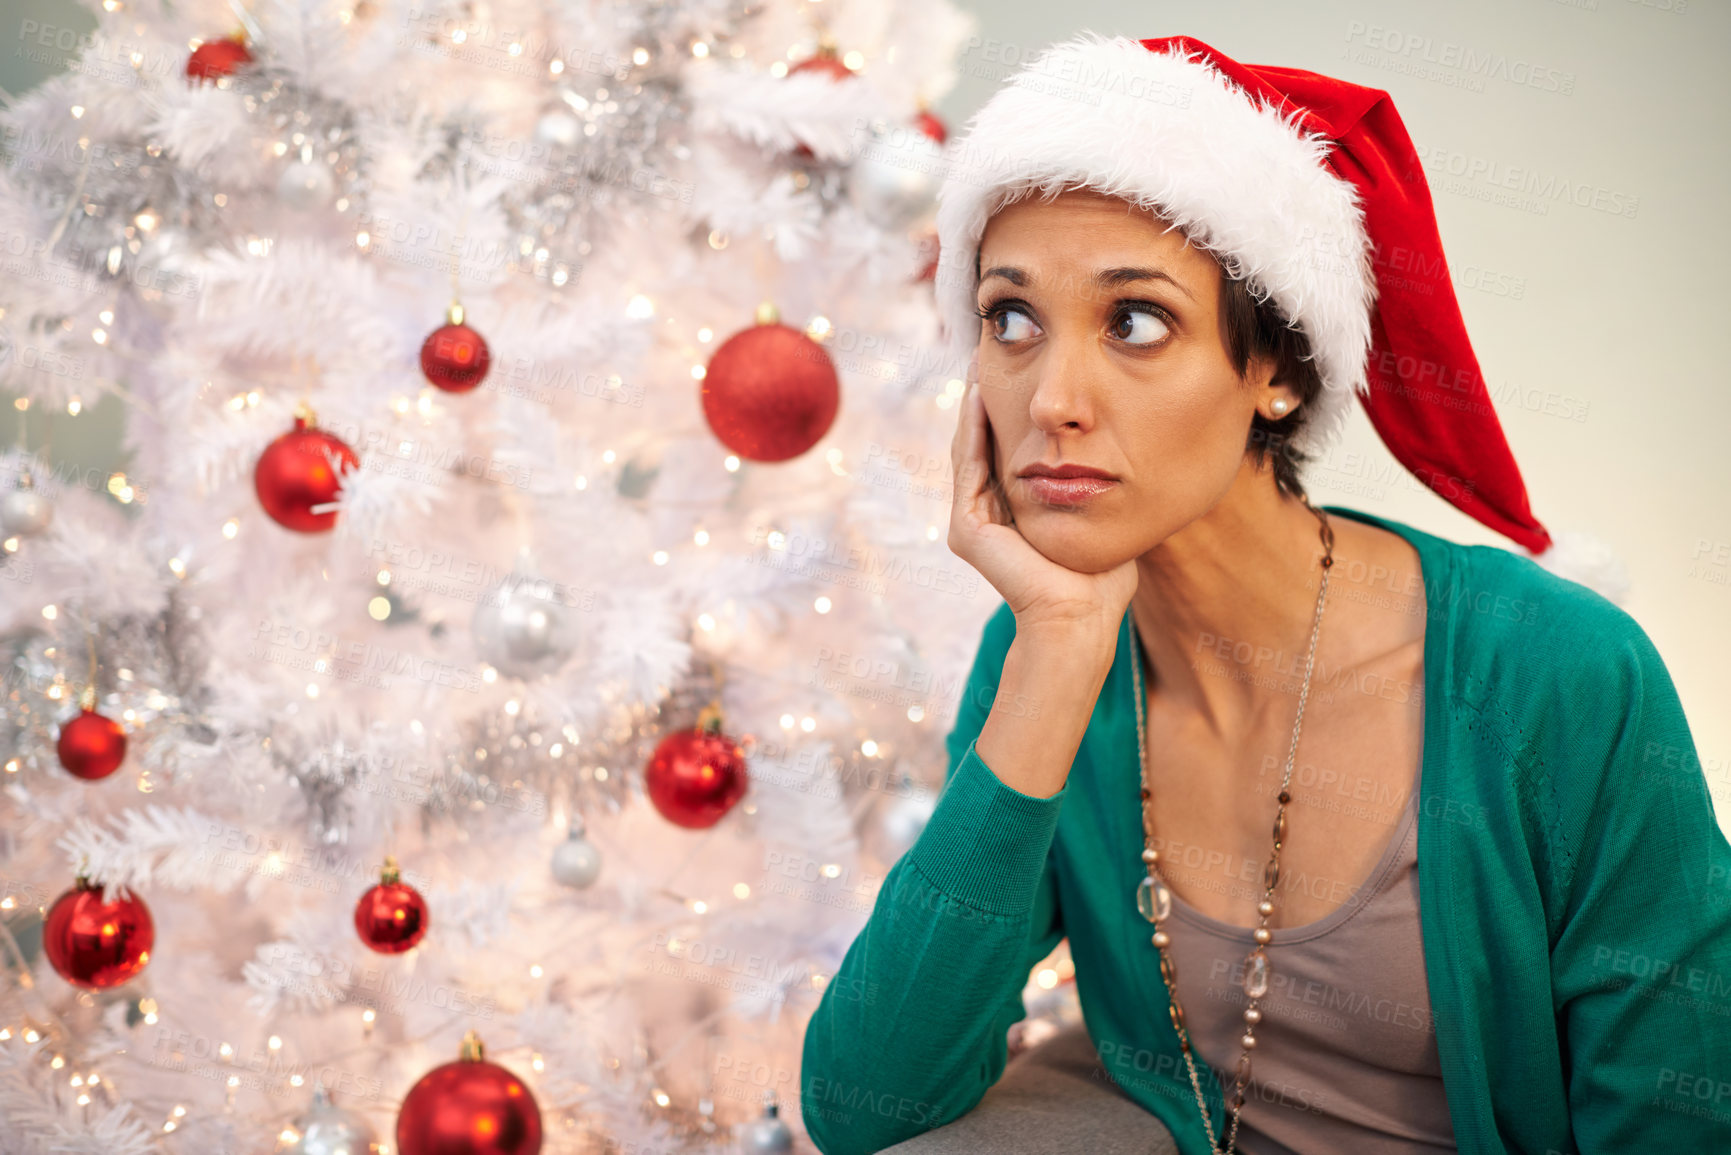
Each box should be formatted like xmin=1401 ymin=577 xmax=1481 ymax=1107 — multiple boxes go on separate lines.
xmin=284 ymin=1082 xmax=378 ymax=1155
xmin=471 ymin=555 xmax=580 ymax=678
xmin=742 ymin=1096 xmax=793 ymax=1154
xmin=1 ymin=485 xmax=53 ymax=538
xmin=848 ymin=123 xmax=944 ymax=228
xmin=278 ymin=155 xmax=335 ymax=212
xmin=550 ymin=815 xmax=601 ymax=888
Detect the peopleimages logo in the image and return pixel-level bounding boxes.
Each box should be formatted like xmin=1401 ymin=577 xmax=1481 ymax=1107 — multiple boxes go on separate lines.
xmin=1410 ymin=144 xmax=1639 ymax=220
xmin=746 ymin=528 xmax=982 ymax=599
xmin=1343 ymin=22 xmax=1577 ymax=95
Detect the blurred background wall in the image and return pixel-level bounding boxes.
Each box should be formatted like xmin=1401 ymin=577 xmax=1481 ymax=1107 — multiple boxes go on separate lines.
xmin=7 ymin=0 xmax=1728 ymax=813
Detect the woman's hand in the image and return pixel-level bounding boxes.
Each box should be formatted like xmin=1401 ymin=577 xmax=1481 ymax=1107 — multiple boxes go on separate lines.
xmin=947 ymin=358 xmax=1139 ymax=645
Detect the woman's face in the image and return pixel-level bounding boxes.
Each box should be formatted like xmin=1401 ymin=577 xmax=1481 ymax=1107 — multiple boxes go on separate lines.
xmin=973 ymin=188 xmax=1280 ymax=574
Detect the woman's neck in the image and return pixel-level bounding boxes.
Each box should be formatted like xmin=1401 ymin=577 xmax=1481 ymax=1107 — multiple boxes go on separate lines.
xmin=1128 ymin=464 xmax=1331 ymax=737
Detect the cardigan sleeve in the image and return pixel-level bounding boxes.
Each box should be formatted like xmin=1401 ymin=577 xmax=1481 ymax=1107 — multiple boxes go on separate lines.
xmin=1545 ymin=608 xmax=1731 ymax=1151
xmin=800 ymin=604 xmax=1068 ymax=1155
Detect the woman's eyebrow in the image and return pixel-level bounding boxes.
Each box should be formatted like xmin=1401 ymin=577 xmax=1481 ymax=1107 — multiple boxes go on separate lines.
xmin=980 ymin=265 xmax=1026 ymax=287
xmin=1095 ymin=266 xmax=1195 ymax=302
xmin=977 ymin=264 xmax=1196 ymax=304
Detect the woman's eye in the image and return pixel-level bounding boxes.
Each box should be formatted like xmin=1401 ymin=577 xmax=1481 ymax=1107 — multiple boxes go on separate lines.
xmin=989 ymin=307 xmax=1040 ymax=342
xmin=1112 ymin=307 xmax=1170 ymax=346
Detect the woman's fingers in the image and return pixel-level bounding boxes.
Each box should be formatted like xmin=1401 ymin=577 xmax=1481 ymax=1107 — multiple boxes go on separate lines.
xmin=950 ymin=366 xmax=993 ymax=529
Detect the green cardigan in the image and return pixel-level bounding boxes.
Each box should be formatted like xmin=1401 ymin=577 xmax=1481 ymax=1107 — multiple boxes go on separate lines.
xmin=800 ymin=505 xmax=1731 ymax=1154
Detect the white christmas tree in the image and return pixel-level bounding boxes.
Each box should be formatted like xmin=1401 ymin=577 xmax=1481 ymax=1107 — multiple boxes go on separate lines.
xmin=0 ymin=0 xmax=1031 ymax=1151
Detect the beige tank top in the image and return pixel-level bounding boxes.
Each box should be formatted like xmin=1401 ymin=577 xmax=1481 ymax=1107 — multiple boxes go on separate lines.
xmin=1161 ymin=755 xmax=1457 ymax=1153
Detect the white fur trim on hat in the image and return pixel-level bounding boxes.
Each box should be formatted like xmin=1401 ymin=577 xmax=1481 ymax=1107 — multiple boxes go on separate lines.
xmin=934 ymin=33 xmax=1376 ymax=456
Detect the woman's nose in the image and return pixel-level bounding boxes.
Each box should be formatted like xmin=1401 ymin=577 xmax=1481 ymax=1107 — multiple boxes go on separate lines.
xmin=1026 ymin=336 xmax=1096 ymax=434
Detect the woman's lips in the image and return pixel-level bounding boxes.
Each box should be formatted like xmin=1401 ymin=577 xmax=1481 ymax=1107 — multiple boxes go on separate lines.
xmin=1024 ymin=476 xmax=1119 ymax=506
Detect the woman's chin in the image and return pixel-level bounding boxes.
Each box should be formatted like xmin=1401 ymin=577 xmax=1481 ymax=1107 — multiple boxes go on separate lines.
xmin=1015 ymin=513 xmax=1133 ymax=575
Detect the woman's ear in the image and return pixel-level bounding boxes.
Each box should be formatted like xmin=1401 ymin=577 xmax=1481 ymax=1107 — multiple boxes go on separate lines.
xmin=1252 ymin=353 xmax=1302 ymax=420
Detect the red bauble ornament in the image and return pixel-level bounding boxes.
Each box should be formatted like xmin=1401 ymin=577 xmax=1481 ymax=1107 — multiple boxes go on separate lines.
xmin=645 ymin=706 xmax=749 ymax=829
xmin=57 ymin=706 xmax=127 ymax=781
xmin=789 ymin=53 xmax=855 ymax=83
xmin=420 ymin=305 xmax=491 ymax=392
xmin=914 ymin=109 xmax=948 ymax=145
xmin=186 ymin=36 xmax=252 ymax=83
xmin=701 ymin=315 xmax=839 ymax=463
xmin=397 ymin=1032 xmax=542 ymax=1155
xmin=354 ymin=857 xmax=428 ymax=954
xmin=787 ymin=51 xmax=857 ymax=159
xmin=44 ymin=878 xmax=154 ymax=989
xmin=254 ymin=413 xmax=358 ymax=533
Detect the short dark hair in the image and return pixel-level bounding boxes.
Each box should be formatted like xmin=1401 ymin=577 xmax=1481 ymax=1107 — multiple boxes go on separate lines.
xmin=1219 ymin=273 xmax=1323 ymax=501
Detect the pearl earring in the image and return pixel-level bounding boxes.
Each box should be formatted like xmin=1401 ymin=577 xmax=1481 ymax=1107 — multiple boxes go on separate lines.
xmin=1271 ymin=398 xmax=1290 ymax=416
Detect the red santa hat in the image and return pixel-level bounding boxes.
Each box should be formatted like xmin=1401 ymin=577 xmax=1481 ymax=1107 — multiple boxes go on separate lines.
xmin=934 ymin=33 xmax=1629 ymax=601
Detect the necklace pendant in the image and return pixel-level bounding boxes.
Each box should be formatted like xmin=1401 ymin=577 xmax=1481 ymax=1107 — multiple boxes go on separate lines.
xmin=1136 ymin=874 xmax=1172 ymax=923
xmin=1242 ymin=948 xmax=1270 ymax=999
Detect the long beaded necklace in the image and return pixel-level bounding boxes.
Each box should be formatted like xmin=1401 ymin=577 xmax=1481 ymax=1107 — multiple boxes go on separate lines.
xmin=1130 ymin=499 xmax=1334 ymax=1155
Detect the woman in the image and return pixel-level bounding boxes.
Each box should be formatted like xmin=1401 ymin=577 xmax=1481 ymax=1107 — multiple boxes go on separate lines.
xmin=800 ymin=34 xmax=1731 ymax=1155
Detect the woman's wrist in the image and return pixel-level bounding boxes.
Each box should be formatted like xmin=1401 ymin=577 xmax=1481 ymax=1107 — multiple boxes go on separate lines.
xmin=974 ymin=625 xmax=1119 ymax=799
